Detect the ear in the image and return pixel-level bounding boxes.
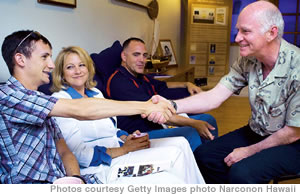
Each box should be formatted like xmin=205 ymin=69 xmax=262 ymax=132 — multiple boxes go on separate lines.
xmin=14 ymin=53 xmax=26 ymax=67
xmin=121 ymin=51 xmax=127 ymax=62
xmin=267 ymin=25 xmax=278 ymax=42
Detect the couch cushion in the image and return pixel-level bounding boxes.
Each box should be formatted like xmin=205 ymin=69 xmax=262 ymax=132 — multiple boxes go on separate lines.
xmin=90 ymin=40 xmax=122 ymax=80
xmin=37 ymin=74 xmax=53 ymax=95
xmin=90 ymin=40 xmax=122 ymax=95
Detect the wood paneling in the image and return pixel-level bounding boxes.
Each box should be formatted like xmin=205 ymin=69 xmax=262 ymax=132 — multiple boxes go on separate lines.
xmin=206 ymin=96 xmax=251 ymax=136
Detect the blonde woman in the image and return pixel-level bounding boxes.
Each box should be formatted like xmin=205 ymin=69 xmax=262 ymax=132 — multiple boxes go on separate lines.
xmin=51 ymin=46 xmax=205 ymax=184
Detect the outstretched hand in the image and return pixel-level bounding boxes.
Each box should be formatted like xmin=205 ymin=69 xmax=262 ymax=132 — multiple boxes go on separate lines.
xmin=141 ymin=95 xmax=175 ymax=124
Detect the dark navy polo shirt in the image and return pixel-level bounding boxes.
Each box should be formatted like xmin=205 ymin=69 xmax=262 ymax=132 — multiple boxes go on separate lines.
xmin=107 ymin=66 xmax=190 ymax=133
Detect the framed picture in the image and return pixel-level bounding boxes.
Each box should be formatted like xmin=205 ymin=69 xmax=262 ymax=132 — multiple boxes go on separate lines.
xmin=192 ymin=7 xmax=215 ymax=24
xmin=159 ymin=39 xmax=177 ymax=66
xmin=38 ymin=0 xmax=76 ymax=8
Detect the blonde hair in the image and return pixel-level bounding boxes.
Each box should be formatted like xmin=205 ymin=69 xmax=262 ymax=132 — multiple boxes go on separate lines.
xmin=51 ymin=46 xmax=97 ymax=92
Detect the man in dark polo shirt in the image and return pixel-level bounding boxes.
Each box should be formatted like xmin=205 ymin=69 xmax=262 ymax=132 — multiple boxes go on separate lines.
xmin=106 ymin=37 xmax=218 ymax=151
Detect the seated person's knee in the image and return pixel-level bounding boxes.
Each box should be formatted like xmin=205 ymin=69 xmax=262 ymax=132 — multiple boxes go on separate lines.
xmin=228 ymin=162 xmax=255 ymax=184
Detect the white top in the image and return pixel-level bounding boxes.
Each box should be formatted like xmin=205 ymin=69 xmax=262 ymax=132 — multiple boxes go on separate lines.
xmin=52 ymin=88 xmax=120 ymax=167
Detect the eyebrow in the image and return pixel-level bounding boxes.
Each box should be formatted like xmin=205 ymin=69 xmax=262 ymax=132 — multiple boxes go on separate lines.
xmin=41 ymin=52 xmax=51 ymax=57
xmin=132 ymin=51 xmax=141 ymax=54
xmin=132 ymin=51 xmax=148 ymax=55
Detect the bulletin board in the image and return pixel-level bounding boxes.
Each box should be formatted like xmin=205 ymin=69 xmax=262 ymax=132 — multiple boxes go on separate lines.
xmin=184 ymin=0 xmax=232 ymax=88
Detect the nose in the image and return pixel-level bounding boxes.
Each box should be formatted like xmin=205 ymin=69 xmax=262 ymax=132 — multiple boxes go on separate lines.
xmin=235 ymin=30 xmax=242 ymax=43
xmin=139 ymin=55 xmax=146 ymax=64
xmin=48 ymin=59 xmax=55 ymax=70
xmin=74 ymin=66 xmax=81 ymax=74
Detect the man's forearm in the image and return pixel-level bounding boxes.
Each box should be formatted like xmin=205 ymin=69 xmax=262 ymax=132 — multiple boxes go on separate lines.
xmin=61 ymin=152 xmax=81 ymax=176
xmin=224 ymin=125 xmax=300 ymax=167
xmin=175 ymin=83 xmax=232 ymax=114
xmin=70 ymin=98 xmax=149 ymax=120
xmin=50 ymin=98 xmax=174 ymax=122
xmin=56 ymin=139 xmax=81 ymax=176
xmin=248 ymin=125 xmax=300 ymax=154
xmin=175 ymin=92 xmax=219 ymax=114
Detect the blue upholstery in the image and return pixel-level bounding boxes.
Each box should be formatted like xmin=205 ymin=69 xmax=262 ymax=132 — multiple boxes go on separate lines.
xmin=90 ymin=40 xmax=122 ymax=95
xmin=38 ymin=74 xmax=53 ymax=95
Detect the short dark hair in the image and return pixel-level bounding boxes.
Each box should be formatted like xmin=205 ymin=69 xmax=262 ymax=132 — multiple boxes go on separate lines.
xmin=122 ymin=37 xmax=145 ymax=51
xmin=1 ymin=30 xmax=52 ymax=75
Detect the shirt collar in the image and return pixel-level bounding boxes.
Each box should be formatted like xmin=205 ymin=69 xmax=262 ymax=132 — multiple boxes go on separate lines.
xmin=255 ymin=39 xmax=290 ymax=89
xmin=8 ymin=76 xmax=26 ymax=89
xmin=272 ymin=39 xmax=289 ymax=78
xmin=119 ymin=66 xmax=144 ymax=80
xmin=246 ymin=39 xmax=288 ymax=79
xmin=63 ymin=86 xmax=99 ymax=99
xmin=7 ymin=76 xmax=39 ymax=95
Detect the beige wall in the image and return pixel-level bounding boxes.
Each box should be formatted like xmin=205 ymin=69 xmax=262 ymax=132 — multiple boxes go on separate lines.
xmin=0 ymin=0 xmax=181 ymax=82
xmin=0 ymin=0 xmax=238 ymax=83
xmin=157 ymin=0 xmax=182 ymax=64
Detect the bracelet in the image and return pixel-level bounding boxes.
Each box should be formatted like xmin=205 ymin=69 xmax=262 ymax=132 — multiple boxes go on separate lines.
xmin=72 ymin=175 xmax=87 ymax=184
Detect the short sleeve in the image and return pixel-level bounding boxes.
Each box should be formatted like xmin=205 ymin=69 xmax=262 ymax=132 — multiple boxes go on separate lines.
xmin=285 ymin=76 xmax=300 ymax=127
xmin=220 ymin=57 xmax=249 ymax=95
xmin=46 ymin=117 xmax=64 ymax=141
xmin=1 ymin=90 xmax=58 ymax=126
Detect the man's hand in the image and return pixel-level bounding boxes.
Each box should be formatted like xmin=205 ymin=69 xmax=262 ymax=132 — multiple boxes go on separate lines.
xmin=122 ymin=133 xmax=150 ymax=153
xmin=186 ymin=82 xmax=202 ymax=95
xmin=141 ymin=95 xmax=175 ymax=124
xmin=190 ymin=120 xmax=215 ymax=140
xmin=224 ymin=146 xmax=256 ymax=167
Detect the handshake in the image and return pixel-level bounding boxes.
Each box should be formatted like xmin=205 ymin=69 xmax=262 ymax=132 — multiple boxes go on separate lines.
xmin=141 ymin=95 xmax=176 ymax=124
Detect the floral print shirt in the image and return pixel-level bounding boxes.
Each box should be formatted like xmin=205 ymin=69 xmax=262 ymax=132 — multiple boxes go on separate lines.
xmin=220 ymin=39 xmax=300 ymax=136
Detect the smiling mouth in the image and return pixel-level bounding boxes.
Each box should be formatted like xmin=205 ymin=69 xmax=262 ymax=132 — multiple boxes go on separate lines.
xmin=43 ymin=71 xmax=51 ymax=76
xmin=72 ymin=76 xmax=85 ymax=79
xmin=137 ymin=64 xmax=145 ymax=68
xmin=239 ymin=44 xmax=249 ymax=48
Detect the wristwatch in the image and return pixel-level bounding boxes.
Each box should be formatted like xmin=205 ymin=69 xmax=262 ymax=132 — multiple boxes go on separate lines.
xmin=170 ymin=100 xmax=177 ymax=112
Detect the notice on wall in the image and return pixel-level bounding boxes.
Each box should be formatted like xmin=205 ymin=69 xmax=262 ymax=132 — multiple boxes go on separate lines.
xmin=215 ymin=7 xmax=226 ymax=25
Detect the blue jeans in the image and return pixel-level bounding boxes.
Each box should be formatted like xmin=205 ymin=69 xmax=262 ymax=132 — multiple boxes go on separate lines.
xmin=194 ymin=125 xmax=300 ymax=183
xmin=148 ymin=113 xmax=218 ymax=151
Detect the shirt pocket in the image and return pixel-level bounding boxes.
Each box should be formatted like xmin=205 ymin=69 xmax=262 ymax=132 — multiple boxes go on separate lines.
xmin=267 ymin=103 xmax=286 ymax=131
xmin=269 ymin=103 xmax=286 ymax=117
